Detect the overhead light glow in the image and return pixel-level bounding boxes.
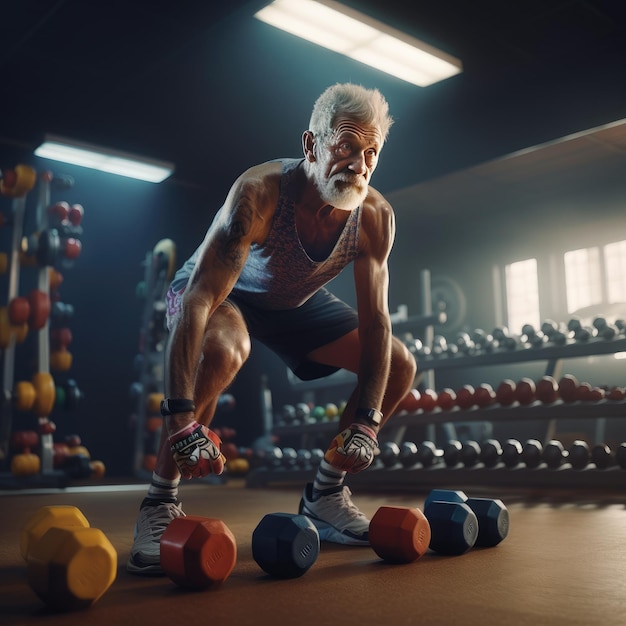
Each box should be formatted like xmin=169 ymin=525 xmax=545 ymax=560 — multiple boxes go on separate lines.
xmin=34 ymin=135 xmax=174 ymax=183
xmin=255 ymin=0 xmax=462 ymax=87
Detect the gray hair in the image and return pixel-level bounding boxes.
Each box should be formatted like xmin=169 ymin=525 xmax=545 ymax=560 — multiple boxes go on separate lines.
xmin=309 ymin=83 xmax=393 ymax=145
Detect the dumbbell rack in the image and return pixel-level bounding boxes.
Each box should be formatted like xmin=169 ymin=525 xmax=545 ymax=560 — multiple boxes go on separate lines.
xmin=0 ymin=168 xmax=86 ymax=489
xmin=0 ymin=166 xmax=37 ymax=479
xmin=131 ymin=239 xmax=176 ymax=479
xmin=246 ymin=454 xmax=626 ymax=492
xmin=247 ymin=269 xmax=626 ymax=491
xmin=246 ymin=396 xmax=626 ymax=491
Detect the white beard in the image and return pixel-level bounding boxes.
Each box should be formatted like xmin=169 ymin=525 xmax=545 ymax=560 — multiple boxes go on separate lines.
xmin=313 ymin=169 xmax=368 ymax=210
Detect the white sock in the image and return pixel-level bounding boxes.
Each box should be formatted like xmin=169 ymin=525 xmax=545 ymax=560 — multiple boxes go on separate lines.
xmin=312 ymin=459 xmax=346 ymax=499
xmin=143 ymin=473 xmax=180 ymax=505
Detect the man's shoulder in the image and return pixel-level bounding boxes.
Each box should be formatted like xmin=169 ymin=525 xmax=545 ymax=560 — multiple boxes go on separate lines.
xmin=245 ymin=157 xmax=302 ymax=174
xmin=358 ymin=187 xmax=395 ymax=250
xmin=232 ymin=161 xmax=283 ymax=202
xmin=230 ymin=160 xmax=291 ymax=219
xmin=241 ymin=159 xmax=283 ymax=181
xmin=363 ymin=185 xmax=392 ymax=215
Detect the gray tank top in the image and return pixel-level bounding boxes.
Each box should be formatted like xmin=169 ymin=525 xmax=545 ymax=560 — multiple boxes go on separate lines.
xmin=171 ymin=158 xmax=361 ymax=310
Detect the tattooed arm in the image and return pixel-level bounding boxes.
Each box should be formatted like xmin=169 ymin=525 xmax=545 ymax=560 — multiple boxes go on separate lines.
xmin=164 ymin=163 xmax=280 ymax=429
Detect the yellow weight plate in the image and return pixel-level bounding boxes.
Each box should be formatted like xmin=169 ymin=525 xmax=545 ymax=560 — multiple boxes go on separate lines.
xmin=32 ymin=372 xmax=55 ymax=417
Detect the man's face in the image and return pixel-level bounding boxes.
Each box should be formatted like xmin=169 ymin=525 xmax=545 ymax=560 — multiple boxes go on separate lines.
xmin=311 ymin=116 xmax=383 ymax=210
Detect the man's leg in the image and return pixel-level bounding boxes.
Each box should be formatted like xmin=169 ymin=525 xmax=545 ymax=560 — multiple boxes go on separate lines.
xmin=306 ymin=329 xmax=417 ymax=429
xmin=127 ymin=302 xmax=250 ymax=575
xmin=299 ymin=330 xmax=417 ymax=545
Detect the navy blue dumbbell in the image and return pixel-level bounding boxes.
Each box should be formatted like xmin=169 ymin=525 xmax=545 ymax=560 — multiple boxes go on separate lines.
xmin=424 ymin=489 xmax=509 ymax=554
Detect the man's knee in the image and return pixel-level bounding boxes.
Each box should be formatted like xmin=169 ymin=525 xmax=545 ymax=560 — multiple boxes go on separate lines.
xmin=203 ymin=328 xmax=251 ymax=373
xmin=392 ymin=338 xmax=417 ymax=386
xmin=199 ymin=302 xmax=251 ymax=372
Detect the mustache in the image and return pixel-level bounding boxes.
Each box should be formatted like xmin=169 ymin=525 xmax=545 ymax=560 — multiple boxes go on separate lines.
xmin=333 ymin=173 xmax=362 ymax=185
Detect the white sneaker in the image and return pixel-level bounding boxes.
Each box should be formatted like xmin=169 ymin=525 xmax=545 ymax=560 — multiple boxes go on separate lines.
xmin=126 ymin=501 xmax=186 ymax=575
xmin=299 ymin=483 xmax=370 ymax=545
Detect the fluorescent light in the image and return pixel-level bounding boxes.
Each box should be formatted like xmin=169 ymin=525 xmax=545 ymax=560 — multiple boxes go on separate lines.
xmin=34 ymin=135 xmax=174 ymax=183
xmin=255 ymin=0 xmax=462 ymax=87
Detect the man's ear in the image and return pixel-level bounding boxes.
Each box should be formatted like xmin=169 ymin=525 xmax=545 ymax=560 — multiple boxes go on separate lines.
xmin=302 ymin=130 xmax=316 ymax=162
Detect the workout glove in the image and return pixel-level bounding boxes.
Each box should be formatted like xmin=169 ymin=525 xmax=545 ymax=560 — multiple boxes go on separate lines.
xmin=325 ymin=423 xmax=378 ymax=473
xmin=169 ymin=421 xmax=226 ymax=479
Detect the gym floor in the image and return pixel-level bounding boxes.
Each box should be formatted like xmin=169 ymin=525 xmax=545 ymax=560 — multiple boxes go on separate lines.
xmin=0 ymin=478 xmax=624 ymax=626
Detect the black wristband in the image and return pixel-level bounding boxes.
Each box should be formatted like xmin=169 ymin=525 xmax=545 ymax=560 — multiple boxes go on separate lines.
xmin=354 ymin=407 xmax=383 ymax=427
xmin=160 ymin=398 xmax=196 ymax=416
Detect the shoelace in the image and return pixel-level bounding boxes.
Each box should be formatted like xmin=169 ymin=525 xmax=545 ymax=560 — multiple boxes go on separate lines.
xmin=141 ymin=503 xmax=185 ymax=540
xmin=327 ymin=487 xmax=367 ymax=521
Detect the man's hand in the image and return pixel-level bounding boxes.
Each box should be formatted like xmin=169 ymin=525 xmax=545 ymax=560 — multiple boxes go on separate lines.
xmin=324 ymin=423 xmax=378 ymax=473
xmin=169 ymin=421 xmax=226 ymax=479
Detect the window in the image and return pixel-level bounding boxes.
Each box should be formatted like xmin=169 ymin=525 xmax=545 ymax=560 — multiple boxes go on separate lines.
xmin=505 ymin=259 xmax=540 ymax=333
xmin=503 ymin=240 xmax=625 ymax=343
xmin=604 ymin=240 xmax=626 ymax=304
xmin=564 ymin=239 xmax=626 ymax=312
xmin=564 ymin=247 xmax=602 ymax=313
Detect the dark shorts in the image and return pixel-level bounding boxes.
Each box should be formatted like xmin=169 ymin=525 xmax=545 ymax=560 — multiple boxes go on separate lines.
xmin=166 ymin=287 xmax=358 ymax=381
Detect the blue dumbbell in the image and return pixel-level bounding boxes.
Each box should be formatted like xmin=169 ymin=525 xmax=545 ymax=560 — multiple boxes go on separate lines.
xmin=424 ymin=489 xmax=509 ymax=554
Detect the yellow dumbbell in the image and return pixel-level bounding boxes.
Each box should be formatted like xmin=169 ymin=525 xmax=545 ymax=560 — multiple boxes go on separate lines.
xmin=21 ymin=505 xmax=117 ymax=611
xmin=226 ymin=457 xmax=250 ymax=476
xmin=13 ymin=372 xmax=55 ymax=416
xmin=89 ymin=459 xmax=106 ymax=479
xmin=0 ymin=307 xmax=12 ymax=349
xmin=0 ymin=164 xmax=37 ymax=197
xmin=0 ymin=306 xmax=28 ymax=348
xmin=50 ymin=348 xmax=73 ymax=372
xmin=10 ymin=431 xmax=41 ymax=477
xmin=11 ymin=453 xmax=41 ymax=476
xmin=67 ymin=445 xmax=90 ymax=459
xmin=49 ymin=268 xmax=63 ymax=291
xmin=146 ymin=392 xmax=164 ymax=414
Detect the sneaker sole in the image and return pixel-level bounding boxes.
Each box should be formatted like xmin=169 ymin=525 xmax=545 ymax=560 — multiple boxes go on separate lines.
xmin=126 ymin=557 xmax=165 ymax=576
